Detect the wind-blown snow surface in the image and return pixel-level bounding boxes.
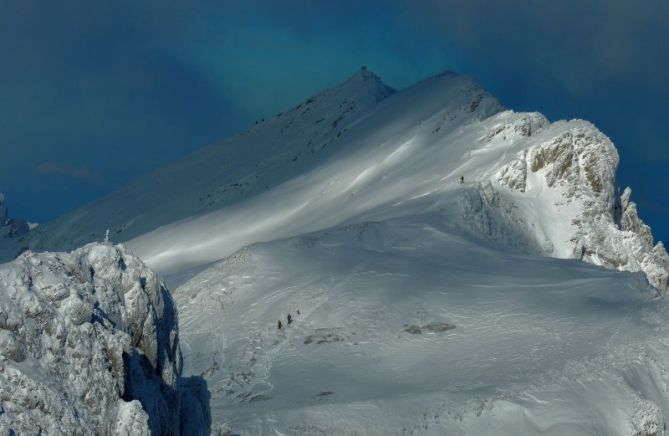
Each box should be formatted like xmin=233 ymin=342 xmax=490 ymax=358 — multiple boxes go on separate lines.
xmin=0 ymin=243 xmax=210 ymax=434
xmin=175 ymin=215 xmax=669 ymax=435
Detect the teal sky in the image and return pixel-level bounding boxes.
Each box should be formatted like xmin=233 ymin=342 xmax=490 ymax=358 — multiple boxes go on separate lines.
xmin=1 ymin=0 xmax=667 ymax=241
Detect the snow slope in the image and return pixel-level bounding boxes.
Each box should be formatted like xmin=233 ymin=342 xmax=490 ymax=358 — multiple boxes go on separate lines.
xmin=174 ymin=213 xmax=668 ymax=435
xmin=13 ymin=71 xmax=394 ymax=256
xmin=0 ymin=243 xmax=209 ymax=434
xmin=121 ymin=71 xmax=667 ymax=292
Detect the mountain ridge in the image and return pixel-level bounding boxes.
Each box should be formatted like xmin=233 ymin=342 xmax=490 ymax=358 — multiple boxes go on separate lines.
xmin=1 ymin=69 xmax=666 ymax=291
xmin=5 ymin=69 xmax=396 ymax=257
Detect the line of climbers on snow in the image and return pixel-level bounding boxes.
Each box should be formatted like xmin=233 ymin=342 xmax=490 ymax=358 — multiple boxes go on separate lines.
xmin=277 ymin=310 xmax=300 ymax=330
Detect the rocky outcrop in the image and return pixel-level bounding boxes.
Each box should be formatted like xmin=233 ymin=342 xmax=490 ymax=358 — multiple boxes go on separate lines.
xmin=456 ymin=181 xmax=545 ymax=255
xmin=0 ymin=243 xmax=210 ymax=434
xmin=612 ymin=187 xmax=669 ymax=291
xmin=0 ymin=193 xmax=29 ymax=241
xmin=0 ymin=193 xmax=6 ymax=226
xmin=496 ymin=153 xmax=528 ymax=193
xmin=493 ymin=120 xmax=668 ymax=293
xmin=618 ymin=187 xmax=654 ymax=250
xmin=527 ymin=122 xmax=619 ymax=202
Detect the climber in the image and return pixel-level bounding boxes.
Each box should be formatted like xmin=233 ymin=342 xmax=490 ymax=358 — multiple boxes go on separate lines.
xmin=297 ymin=310 xmax=301 ymax=315
xmin=287 ymin=314 xmax=293 ymax=325
xmin=277 ymin=319 xmax=283 ymax=330
xmin=460 ymin=175 xmax=464 ymax=184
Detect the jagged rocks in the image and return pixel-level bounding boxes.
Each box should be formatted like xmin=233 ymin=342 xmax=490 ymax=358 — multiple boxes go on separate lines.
xmin=480 ymin=113 xmax=548 ymax=145
xmin=615 ymin=187 xmax=669 ymax=291
xmin=496 ymin=152 xmax=528 ymax=193
xmin=527 ymin=123 xmax=618 ymax=202
xmin=0 ymin=243 xmax=210 ymax=434
xmin=493 ymin=120 xmax=668 ymax=293
xmin=619 ymin=187 xmax=654 ymax=250
xmin=0 ymin=193 xmax=29 ymax=242
xmin=0 ymin=193 xmax=6 ymax=226
xmin=573 ymin=186 xmax=669 ymax=292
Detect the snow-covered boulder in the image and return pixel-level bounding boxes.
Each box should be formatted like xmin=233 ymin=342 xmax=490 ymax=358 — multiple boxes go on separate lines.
xmin=0 ymin=243 xmax=210 ymax=434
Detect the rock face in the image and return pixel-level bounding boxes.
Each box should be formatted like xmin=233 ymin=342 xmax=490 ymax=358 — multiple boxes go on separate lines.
xmin=0 ymin=243 xmax=210 ymax=434
xmin=457 ymin=181 xmax=544 ymax=255
xmin=493 ymin=120 xmax=669 ymax=292
xmin=0 ymin=193 xmax=29 ymax=242
xmin=0 ymin=193 xmax=7 ymax=226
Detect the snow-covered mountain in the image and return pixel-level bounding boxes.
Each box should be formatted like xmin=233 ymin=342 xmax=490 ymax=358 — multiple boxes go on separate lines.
xmin=3 ymin=70 xmax=665 ymax=291
xmin=121 ymin=71 xmax=666 ymax=294
xmin=2 ymin=69 xmax=668 ymax=434
xmin=0 ymin=243 xmax=209 ymax=434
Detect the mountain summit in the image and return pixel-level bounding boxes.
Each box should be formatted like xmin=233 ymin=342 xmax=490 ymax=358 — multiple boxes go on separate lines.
xmin=340 ymin=68 xmax=395 ymax=98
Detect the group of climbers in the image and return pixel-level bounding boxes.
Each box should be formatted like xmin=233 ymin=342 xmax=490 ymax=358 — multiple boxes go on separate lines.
xmin=277 ymin=310 xmax=300 ymax=329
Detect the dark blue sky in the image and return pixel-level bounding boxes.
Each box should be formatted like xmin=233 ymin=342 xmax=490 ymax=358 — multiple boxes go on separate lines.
xmin=1 ymin=1 xmax=667 ymax=242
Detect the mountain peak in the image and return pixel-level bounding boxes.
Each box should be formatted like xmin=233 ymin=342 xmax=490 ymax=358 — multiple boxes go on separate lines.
xmin=335 ymin=68 xmax=396 ymax=101
xmin=345 ymin=67 xmax=384 ymax=83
